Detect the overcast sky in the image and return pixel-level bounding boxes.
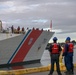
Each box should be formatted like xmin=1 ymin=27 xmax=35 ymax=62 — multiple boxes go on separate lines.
xmin=0 ymin=0 xmax=76 ymax=42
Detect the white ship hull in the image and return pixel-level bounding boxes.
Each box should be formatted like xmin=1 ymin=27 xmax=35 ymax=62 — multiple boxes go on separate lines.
xmin=0 ymin=28 xmax=54 ymax=68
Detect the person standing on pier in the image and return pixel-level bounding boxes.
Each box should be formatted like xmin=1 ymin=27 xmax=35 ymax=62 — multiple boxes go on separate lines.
xmin=48 ymin=37 xmax=62 ymax=75
xmin=63 ymin=37 xmax=74 ymax=74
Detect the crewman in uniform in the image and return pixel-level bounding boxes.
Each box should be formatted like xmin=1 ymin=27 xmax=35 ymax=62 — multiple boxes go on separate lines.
xmin=48 ymin=37 xmax=62 ymax=75
xmin=63 ymin=37 xmax=74 ymax=74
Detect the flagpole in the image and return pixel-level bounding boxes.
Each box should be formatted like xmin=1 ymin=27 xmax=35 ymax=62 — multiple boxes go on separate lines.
xmin=50 ymin=20 xmax=52 ymax=31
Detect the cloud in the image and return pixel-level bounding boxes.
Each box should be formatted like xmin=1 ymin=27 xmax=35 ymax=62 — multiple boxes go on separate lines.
xmin=0 ymin=0 xmax=76 ymax=33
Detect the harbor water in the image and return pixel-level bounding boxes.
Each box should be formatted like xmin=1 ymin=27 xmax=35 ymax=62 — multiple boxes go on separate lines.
xmin=41 ymin=45 xmax=76 ymax=66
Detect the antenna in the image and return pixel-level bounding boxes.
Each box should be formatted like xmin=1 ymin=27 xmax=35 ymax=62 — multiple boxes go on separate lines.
xmin=50 ymin=20 xmax=52 ymax=31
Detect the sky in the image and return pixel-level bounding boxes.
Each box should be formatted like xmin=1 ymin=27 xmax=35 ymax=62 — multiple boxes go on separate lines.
xmin=0 ymin=0 xmax=76 ymax=42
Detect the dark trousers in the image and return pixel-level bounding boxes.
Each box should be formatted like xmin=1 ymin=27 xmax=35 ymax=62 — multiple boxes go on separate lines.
xmin=49 ymin=54 xmax=61 ymax=75
xmin=70 ymin=56 xmax=74 ymax=73
xmin=64 ymin=54 xmax=74 ymax=73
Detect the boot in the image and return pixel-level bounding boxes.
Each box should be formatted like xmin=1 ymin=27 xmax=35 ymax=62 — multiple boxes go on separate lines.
xmin=48 ymin=73 xmax=52 ymax=75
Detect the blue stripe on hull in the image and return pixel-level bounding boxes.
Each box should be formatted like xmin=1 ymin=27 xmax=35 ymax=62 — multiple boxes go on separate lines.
xmin=7 ymin=30 xmax=31 ymax=64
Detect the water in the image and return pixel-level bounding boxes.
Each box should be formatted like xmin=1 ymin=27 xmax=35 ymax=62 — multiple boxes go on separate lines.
xmin=41 ymin=46 xmax=76 ymax=66
xmin=41 ymin=50 xmax=50 ymax=66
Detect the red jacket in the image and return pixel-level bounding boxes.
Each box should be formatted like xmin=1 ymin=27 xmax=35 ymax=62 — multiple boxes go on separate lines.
xmin=68 ymin=43 xmax=74 ymax=53
xmin=51 ymin=43 xmax=59 ymax=54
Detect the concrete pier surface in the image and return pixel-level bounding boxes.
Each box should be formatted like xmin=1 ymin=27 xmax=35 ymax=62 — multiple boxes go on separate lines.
xmin=27 ymin=69 xmax=76 ymax=75
xmin=27 ymin=71 xmax=74 ymax=75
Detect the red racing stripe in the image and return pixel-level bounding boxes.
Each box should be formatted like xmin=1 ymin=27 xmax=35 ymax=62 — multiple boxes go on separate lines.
xmin=11 ymin=29 xmax=43 ymax=63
